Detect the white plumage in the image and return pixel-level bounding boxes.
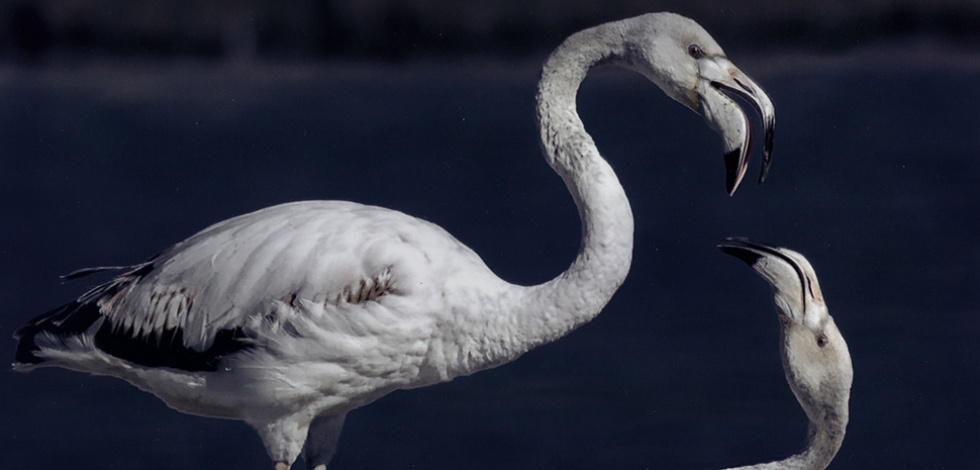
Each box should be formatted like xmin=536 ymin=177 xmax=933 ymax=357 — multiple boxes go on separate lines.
xmin=15 ymin=12 xmax=774 ymax=470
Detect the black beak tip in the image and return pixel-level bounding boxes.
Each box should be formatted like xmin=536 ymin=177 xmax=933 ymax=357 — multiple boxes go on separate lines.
xmin=757 ymin=154 xmax=771 ymax=184
xmin=758 ymin=123 xmax=775 ymax=184
xmin=717 ymin=237 xmax=764 ymax=266
xmin=724 ymin=148 xmax=742 ymax=196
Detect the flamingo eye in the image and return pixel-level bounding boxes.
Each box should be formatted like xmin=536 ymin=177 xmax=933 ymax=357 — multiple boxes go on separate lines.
xmin=688 ymin=44 xmax=705 ymax=59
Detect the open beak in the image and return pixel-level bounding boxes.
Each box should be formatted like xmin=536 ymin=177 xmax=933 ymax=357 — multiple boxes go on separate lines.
xmin=697 ymin=59 xmax=775 ymax=196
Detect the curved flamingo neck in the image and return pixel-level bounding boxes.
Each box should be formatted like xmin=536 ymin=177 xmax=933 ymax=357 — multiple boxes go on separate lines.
xmin=720 ymin=390 xmax=848 ymax=470
xmin=495 ymin=21 xmax=634 ymax=357
xmin=719 ymin=421 xmax=845 ymax=470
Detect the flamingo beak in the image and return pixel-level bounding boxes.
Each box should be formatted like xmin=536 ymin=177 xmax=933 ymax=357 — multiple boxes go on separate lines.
xmin=716 ymin=237 xmax=825 ymax=330
xmin=697 ymin=60 xmax=775 ymax=195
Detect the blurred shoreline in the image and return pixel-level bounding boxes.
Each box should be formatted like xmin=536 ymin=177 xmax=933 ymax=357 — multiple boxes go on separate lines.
xmin=2 ymin=0 xmax=978 ymax=64
xmin=2 ymin=34 xmax=976 ymax=97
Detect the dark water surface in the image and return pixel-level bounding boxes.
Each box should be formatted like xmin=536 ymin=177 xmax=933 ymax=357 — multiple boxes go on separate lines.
xmin=1 ymin=45 xmax=977 ymax=469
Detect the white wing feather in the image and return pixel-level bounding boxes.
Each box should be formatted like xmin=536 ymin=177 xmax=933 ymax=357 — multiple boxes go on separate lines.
xmin=105 ymin=200 xmax=489 ymax=351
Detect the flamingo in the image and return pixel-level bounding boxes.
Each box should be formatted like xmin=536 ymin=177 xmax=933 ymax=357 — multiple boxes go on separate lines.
xmin=718 ymin=238 xmax=852 ymax=470
xmin=13 ymin=12 xmax=774 ymax=469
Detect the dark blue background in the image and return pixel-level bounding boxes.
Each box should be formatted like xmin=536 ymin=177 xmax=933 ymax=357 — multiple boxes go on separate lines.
xmin=1 ymin=42 xmax=978 ymax=468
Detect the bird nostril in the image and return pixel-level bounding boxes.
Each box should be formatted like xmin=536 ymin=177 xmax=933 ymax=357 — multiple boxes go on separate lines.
xmin=733 ymin=77 xmax=753 ymax=94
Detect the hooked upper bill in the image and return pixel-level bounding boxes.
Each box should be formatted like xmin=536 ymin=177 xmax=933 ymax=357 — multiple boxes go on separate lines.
xmin=697 ymin=58 xmax=775 ymax=195
xmin=717 ymin=237 xmax=826 ymax=331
